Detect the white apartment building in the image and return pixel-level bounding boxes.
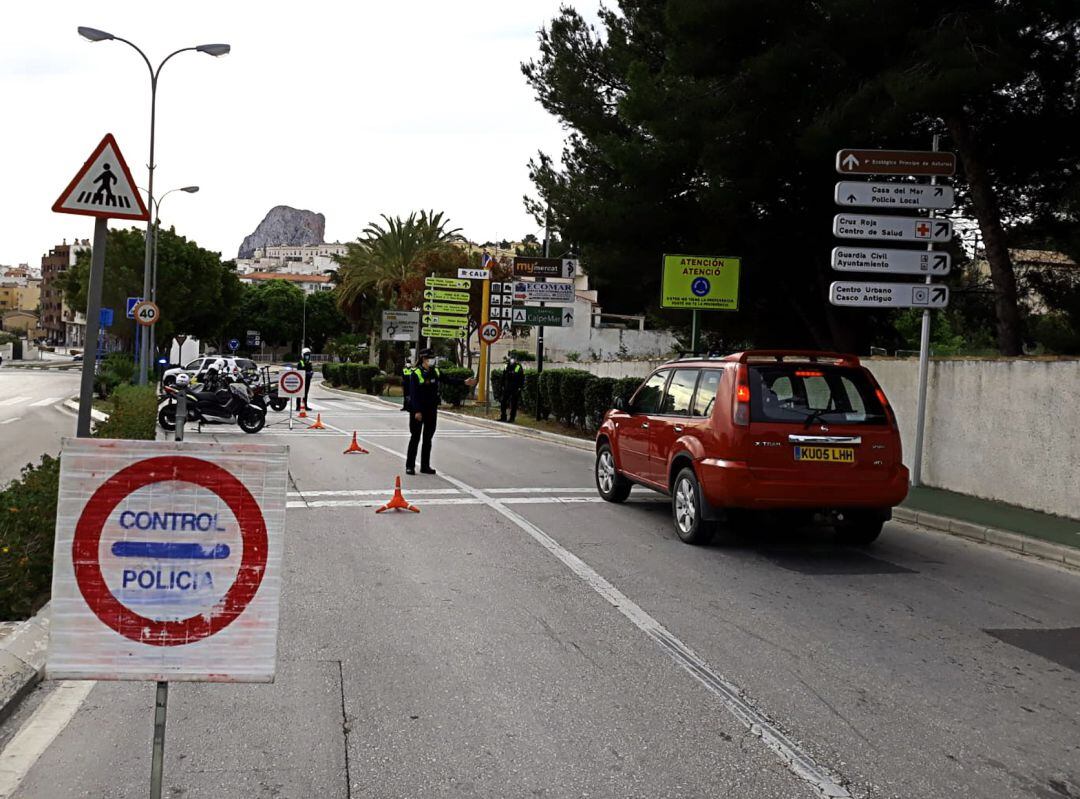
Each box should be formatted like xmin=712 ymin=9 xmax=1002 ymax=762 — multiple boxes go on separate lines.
xmin=235 ymin=243 xmax=347 ymax=277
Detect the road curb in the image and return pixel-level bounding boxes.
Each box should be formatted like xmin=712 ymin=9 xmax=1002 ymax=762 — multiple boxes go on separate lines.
xmin=317 ymin=381 xmax=593 ymax=452
xmin=0 ymin=604 xmax=50 ymax=723
xmin=61 ymin=398 xmax=108 ymax=423
xmin=893 ymin=507 xmax=1080 ymax=569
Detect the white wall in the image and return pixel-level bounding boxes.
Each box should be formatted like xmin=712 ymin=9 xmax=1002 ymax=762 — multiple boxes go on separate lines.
xmin=545 ymin=359 xmax=663 ymax=379
xmin=868 ymin=358 xmax=1079 ymax=519
xmin=518 ymin=297 xmax=676 ymax=362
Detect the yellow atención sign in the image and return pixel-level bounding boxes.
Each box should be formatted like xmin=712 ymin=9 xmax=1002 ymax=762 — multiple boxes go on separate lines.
xmin=661 ymin=254 xmax=741 ymax=310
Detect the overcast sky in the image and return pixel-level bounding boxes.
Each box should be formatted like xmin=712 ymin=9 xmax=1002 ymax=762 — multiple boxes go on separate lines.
xmin=1 ymin=1 xmax=598 ymax=267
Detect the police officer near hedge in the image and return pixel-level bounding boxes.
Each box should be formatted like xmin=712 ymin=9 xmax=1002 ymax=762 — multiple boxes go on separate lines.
xmin=400 ymin=356 xmax=415 ymax=412
xmin=404 ymin=348 xmax=476 ymax=475
xmin=296 ymin=347 xmax=314 ymax=411
xmin=499 ymin=355 xmax=525 ymax=423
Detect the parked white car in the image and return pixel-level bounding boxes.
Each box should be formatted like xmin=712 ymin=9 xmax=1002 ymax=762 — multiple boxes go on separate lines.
xmin=161 ymin=356 xmax=257 ymax=387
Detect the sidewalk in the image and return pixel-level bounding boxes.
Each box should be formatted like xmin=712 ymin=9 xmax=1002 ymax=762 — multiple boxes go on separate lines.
xmin=898 ymin=485 xmax=1080 ymax=567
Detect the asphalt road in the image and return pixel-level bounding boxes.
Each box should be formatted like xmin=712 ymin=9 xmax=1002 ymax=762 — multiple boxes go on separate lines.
xmin=1 ymin=382 xmax=1078 ymax=798
xmin=0 ymin=368 xmax=81 ymax=488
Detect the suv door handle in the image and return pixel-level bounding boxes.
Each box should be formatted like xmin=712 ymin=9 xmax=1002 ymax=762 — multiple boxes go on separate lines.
xmin=673 ymin=425 xmax=684 ymax=433
xmin=640 ymin=422 xmax=649 ymax=429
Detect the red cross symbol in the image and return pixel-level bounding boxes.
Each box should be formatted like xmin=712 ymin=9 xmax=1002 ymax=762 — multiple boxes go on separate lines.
xmin=915 ymin=222 xmax=930 ymax=238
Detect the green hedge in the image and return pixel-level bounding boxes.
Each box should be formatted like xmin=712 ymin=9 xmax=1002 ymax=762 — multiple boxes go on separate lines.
xmin=614 ymin=377 xmax=643 ymax=407
xmin=439 ymin=367 xmax=474 ymax=407
xmin=94 ymin=384 xmax=158 ymax=440
xmin=371 ymin=375 xmax=387 ymax=396
xmin=520 ymin=369 xmax=544 ymax=417
xmin=95 ymin=352 xmax=136 ymax=398
xmin=558 ymin=370 xmax=594 ymax=427
xmin=323 ymin=362 xmax=383 ymax=392
xmin=584 ymin=377 xmax=616 ymax=429
xmin=490 ymin=369 xmax=505 ymax=402
xmin=0 ymin=455 xmax=60 ymax=620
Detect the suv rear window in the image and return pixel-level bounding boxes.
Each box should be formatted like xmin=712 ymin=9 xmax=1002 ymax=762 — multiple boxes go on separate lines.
xmin=749 ymin=365 xmax=887 ymax=426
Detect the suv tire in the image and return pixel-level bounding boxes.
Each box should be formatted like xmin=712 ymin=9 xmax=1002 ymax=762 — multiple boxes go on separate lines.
xmin=595 ymin=444 xmax=631 ymax=503
xmin=836 ymin=513 xmax=884 ymax=546
xmin=672 ymin=467 xmax=713 ymax=545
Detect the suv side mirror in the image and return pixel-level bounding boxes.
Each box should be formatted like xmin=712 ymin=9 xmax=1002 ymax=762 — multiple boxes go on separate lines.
xmin=614 ymin=396 xmax=626 ymax=412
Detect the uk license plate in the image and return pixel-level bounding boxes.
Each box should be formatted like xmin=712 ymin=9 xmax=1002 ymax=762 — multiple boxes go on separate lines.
xmin=793 ymin=446 xmax=855 ymax=464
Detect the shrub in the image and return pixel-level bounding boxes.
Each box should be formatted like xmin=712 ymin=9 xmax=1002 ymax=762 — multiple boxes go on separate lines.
xmin=520 ymin=369 xmax=542 ymax=416
xmin=614 ymin=376 xmax=644 ymax=407
xmin=438 ymin=367 xmax=474 ymax=407
xmin=584 ymin=377 xmax=617 ymax=429
xmin=321 ymin=362 xmax=333 ymax=380
xmin=95 ymin=352 xmax=136 ymax=398
xmin=490 ymin=368 xmax=506 ymax=402
xmin=94 ymin=384 xmax=158 ymax=440
xmin=0 ymin=455 xmax=60 ymax=620
xmin=370 ymin=375 xmax=387 ymax=396
xmin=539 ymin=369 xmax=565 ymax=421
xmin=558 ymin=369 xmax=595 ymax=427
xmin=324 ymin=362 xmax=344 ymax=387
xmin=343 ymin=363 xmax=362 ymax=388
xmin=508 ymin=349 xmax=535 ymax=362
xmin=356 ymin=364 xmax=382 ymax=393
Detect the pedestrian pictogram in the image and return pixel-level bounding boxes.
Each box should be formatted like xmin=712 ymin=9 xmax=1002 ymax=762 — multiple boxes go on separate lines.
xmin=480 ymin=321 xmax=501 ymax=344
xmin=52 ymin=133 xmax=150 ymax=221
xmin=47 ymin=438 xmax=287 ymax=682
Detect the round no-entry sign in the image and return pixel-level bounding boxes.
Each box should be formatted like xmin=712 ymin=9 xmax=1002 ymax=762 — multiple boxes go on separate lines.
xmin=71 ymin=456 xmax=268 ymax=647
xmin=278 ymin=370 xmax=305 ymax=395
xmin=479 ymin=321 xmax=501 ymax=345
xmin=132 ymin=300 xmax=160 ymax=327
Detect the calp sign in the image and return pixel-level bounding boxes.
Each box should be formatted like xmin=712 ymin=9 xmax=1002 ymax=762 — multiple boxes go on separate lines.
xmin=47 ymin=438 xmax=288 ymax=683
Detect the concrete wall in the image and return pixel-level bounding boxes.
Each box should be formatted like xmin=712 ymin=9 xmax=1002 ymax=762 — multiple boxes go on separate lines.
xmin=545 ymin=359 xmax=663 ymax=380
xmin=868 ymin=358 xmax=1079 ymax=519
xmin=516 ymin=297 xmax=677 ymax=362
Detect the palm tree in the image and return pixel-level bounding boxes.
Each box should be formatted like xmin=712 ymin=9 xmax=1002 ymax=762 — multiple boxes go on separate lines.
xmin=334 ymin=210 xmax=464 ymax=361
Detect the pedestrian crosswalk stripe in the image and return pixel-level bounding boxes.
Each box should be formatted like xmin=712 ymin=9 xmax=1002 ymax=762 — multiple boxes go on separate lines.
xmin=28 ymin=397 xmax=60 ymax=407
xmin=0 ymin=417 xmax=19 ymax=425
xmin=0 ymin=397 xmax=30 ymax=406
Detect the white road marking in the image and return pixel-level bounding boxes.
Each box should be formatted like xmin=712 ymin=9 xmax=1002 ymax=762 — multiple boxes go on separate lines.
xmin=0 ymin=681 xmax=96 ymax=797
xmin=324 ymin=422 xmax=852 ymax=798
xmin=484 ymin=487 xmax=596 ymax=494
xmin=0 ymin=418 xmax=19 ymax=425
xmin=28 ymin=397 xmax=60 ymax=407
xmin=291 ymin=488 xmax=462 ymax=498
xmin=0 ymin=397 xmax=30 ymax=407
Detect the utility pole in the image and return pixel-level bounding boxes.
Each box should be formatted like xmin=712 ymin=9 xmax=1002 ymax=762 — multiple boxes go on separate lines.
xmin=535 ymin=208 xmax=549 ymax=417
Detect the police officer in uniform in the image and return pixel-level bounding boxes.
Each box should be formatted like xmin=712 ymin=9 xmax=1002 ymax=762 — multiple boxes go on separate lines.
xmin=404 ymin=348 xmax=476 ymax=475
xmin=296 ymin=347 xmax=314 ymax=411
xmin=400 ymin=357 xmax=415 ymax=412
xmin=499 ymin=355 xmax=525 ymax=423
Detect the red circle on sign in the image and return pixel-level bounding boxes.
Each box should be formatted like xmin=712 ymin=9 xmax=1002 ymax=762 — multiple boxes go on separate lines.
xmin=279 ymin=371 xmax=304 ymax=395
xmin=480 ymin=322 xmax=501 ymax=344
xmin=72 ymin=456 xmax=268 ymax=647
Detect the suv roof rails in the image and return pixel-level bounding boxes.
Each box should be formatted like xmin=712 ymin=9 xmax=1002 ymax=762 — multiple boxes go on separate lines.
xmin=726 ymin=350 xmax=861 ymax=366
xmin=672 ymin=350 xmax=729 ymax=361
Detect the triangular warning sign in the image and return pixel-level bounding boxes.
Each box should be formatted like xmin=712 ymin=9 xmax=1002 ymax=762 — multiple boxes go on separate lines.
xmin=52 ymin=134 xmax=150 ymax=221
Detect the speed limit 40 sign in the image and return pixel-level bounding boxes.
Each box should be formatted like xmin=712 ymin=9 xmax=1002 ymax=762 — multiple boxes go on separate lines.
xmin=479 ymin=321 xmax=501 ymax=345
xmin=132 ymin=300 xmax=160 ymax=327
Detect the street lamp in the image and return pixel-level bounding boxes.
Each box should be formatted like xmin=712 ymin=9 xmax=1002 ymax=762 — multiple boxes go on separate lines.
xmin=140 ymin=186 xmax=199 ymax=372
xmin=78 ymin=26 xmax=230 ymax=385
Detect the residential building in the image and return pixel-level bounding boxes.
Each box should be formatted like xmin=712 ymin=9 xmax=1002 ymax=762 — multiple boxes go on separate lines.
xmin=235 ymin=243 xmax=346 ymax=276
xmin=0 ymin=281 xmax=41 ymax=314
xmin=40 ymin=239 xmax=90 ymax=345
xmin=973 ymin=249 xmax=1078 ymax=315
xmin=2 ymin=310 xmax=41 ymax=340
xmin=239 ymin=272 xmax=333 ymax=295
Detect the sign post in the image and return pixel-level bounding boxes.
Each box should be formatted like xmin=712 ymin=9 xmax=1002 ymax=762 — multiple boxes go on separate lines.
xmin=48 ymin=439 xmax=287 ymax=798
xmin=51 ymin=134 xmax=150 ymax=437
xmin=660 ymin=254 xmax=742 ymax=352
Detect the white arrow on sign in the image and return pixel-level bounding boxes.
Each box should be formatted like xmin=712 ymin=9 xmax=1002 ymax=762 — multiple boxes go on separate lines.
xmin=829 ymin=281 xmax=949 ymax=308
xmin=831 ymin=247 xmax=951 ymax=276
xmin=833 ymin=214 xmax=952 ymax=243
xmin=834 ymin=181 xmax=955 ymax=210
xmin=841 ymin=153 xmax=860 ymax=172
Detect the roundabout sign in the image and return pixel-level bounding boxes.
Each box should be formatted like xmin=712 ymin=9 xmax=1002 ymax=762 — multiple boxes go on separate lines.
xmin=48 ymin=438 xmax=288 ymax=682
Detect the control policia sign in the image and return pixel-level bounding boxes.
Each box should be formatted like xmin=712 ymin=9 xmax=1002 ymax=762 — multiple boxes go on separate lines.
xmin=47 ymin=439 xmax=288 ymax=682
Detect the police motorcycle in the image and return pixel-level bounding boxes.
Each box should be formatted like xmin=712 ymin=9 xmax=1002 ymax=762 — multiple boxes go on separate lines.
xmin=242 ymin=366 xmax=290 ymax=413
xmin=157 ymin=364 xmax=266 ymax=434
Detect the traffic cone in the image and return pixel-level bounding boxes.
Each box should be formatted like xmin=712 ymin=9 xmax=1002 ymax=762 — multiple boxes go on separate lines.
xmin=308 ymin=413 xmax=326 ymax=430
xmin=343 ymin=431 xmax=368 ymax=454
xmin=375 ymin=476 xmax=420 ymax=513
xmin=298 ymin=405 xmax=308 ymax=419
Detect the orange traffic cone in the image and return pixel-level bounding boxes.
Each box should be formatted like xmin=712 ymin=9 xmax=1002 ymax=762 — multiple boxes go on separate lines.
xmin=343 ymin=431 xmax=368 ymax=454
xmin=375 ymin=476 xmax=420 ymax=513
xmin=308 ymin=413 xmax=326 ymax=430
xmin=298 ymin=405 xmax=308 ymax=419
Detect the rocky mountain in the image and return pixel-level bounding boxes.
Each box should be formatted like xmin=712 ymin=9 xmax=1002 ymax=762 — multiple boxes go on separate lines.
xmin=238 ymin=206 xmax=325 ymax=259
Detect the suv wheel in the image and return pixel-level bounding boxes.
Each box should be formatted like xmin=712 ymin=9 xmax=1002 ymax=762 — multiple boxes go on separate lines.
xmin=672 ymin=467 xmax=713 ymax=545
xmin=595 ymin=444 xmax=631 ymax=503
xmin=836 ymin=512 xmax=884 ymax=546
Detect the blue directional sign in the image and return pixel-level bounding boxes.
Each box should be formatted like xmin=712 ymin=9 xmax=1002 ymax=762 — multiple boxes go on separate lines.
xmin=99 ymin=308 xmax=114 ymax=328
xmin=126 ymin=297 xmax=142 ymax=319
xmin=228 ymin=338 xmax=240 ymax=351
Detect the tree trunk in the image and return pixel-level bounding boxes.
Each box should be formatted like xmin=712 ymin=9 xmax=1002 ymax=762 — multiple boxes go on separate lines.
xmin=945 ymin=113 xmax=1023 ymax=356
xmin=368 ymin=329 xmax=378 ymax=366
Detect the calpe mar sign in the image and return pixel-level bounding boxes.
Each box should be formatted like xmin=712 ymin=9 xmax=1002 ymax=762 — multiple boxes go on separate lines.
xmin=47 ymin=439 xmax=288 ymax=683
xmin=661 ymin=254 xmax=741 ymax=310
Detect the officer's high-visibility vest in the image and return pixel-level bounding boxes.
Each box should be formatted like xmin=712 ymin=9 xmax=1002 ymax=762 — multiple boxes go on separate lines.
xmin=413 ymin=367 xmax=441 ymax=384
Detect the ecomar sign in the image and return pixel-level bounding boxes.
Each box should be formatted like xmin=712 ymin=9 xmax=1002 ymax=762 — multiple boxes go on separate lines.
xmin=661 ymin=254 xmax=742 ymax=311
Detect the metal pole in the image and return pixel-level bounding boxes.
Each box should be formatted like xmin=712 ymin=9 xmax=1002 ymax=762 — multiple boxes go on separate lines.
xmin=911 ymin=133 xmax=941 ymax=488
xmin=691 ymin=310 xmax=700 ymax=353
xmin=536 ymin=212 xmax=550 ymax=416
xmin=174 ymin=385 xmax=186 ymax=442
xmin=138 ymin=73 xmax=158 ymax=387
xmin=77 ymin=218 xmax=109 ymax=438
xmin=149 ymin=201 xmax=160 ymax=382
xmin=149 ymin=680 xmax=169 ymax=799
xmin=301 ymin=291 xmax=307 ymax=351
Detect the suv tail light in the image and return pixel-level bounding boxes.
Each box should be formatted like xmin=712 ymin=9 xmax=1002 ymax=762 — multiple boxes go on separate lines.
xmin=733 ymin=364 xmax=750 ymax=426
xmin=874 ymin=386 xmax=899 ymax=432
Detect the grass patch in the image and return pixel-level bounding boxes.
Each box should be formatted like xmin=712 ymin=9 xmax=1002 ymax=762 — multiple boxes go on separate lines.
xmin=451 ymin=402 xmax=593 ymax=441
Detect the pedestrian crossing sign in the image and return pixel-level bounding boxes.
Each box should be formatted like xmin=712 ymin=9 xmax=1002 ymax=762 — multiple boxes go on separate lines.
xmin=52 ymin=133 xmax=150 ymax=221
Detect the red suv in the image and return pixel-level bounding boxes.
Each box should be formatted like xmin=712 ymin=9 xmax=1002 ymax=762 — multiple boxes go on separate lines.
xmin=595 ymin=351 xmax=908 ymax=545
